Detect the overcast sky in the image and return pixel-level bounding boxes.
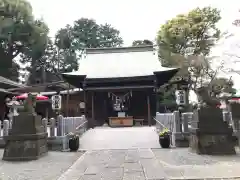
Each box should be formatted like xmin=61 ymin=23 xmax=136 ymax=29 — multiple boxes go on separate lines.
xmin=28 ymin=0 xmax=240 ymax=45
xmin=26 ymin=0 xmax=240 ymax=90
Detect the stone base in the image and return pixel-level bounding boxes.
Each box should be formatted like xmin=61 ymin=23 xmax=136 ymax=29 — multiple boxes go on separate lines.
xmin=172 ymin=132 xmax=189 ymax=147
xmin=2 ymin=112 xmax=48 ymax=161
xmin=189 ymin=133 xmax=236 ymax=155
xmin=175 ymin=139 xmax=189 ymax=147
xmin=2 ymin=133 xmax=48 ymax=161
xmin=189 ymin=107 xmax=236 ymax=155
xmin=47 ymin=136 xmax=69 ymax=151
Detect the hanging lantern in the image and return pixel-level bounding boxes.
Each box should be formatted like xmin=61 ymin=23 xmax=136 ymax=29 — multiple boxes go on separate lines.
xmin=175 ymin=90 xmax=186 ymax=105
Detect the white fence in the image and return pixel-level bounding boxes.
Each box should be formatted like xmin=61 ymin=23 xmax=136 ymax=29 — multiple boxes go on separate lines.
xmin=155 ymin=111 xmax=191 ymax=135
xmin=154 ymin=111 xmax=235 ymax=147
xmin=0 ymin=115 xmax=87 ymax=138
xmin=155 ymin=111 xmax=233 ymax=134
xmin=155 ymin=112 xmax=175 ymax=134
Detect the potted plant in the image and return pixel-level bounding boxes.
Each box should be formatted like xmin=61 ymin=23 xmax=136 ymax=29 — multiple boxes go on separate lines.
xmin=159 ymin=128 xmax=170 ymax=148
xmin=68 ymin=132 xmax=79 ymax=151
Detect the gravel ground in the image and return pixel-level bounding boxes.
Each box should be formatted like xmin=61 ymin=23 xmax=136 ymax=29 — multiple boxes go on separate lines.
xmin=0 ymin=149 xmax=84 ymax=180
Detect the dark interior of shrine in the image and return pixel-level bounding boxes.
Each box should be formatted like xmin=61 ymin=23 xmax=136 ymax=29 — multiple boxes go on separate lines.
xmin=84 ymin=89 xmax=156 ymax=126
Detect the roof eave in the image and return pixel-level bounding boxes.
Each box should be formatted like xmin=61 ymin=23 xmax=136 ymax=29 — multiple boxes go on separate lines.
xmin=154 ymin=68 xmax=180 ymax=87
xmin=61 ymin=74 xmax=86 ymax=88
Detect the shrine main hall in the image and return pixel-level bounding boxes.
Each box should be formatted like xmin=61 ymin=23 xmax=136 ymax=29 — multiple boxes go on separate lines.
xmin=62 ymin=45 xmax=178 ymax=128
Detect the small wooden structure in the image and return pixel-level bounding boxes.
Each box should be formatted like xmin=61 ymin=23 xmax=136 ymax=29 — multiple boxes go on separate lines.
xmin=109 ymin=116 xmax=134 ymax=127
xmin=62 ymin=46 xmax=179 ymax=128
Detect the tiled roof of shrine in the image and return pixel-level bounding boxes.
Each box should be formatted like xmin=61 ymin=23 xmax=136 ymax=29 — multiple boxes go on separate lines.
xmin=63 ymin=45 xmax=177 ymax=79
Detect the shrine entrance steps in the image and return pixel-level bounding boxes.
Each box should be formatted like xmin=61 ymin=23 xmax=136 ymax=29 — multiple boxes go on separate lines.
xmin=79 ymin=126 xmax=160 ymax=150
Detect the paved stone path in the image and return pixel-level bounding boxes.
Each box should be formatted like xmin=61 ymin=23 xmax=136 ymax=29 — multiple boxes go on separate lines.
xmin=79 ymin=126 xmax=160 ymax=150
xmin=1 ymin=127 xmax=240 ymax=179
xmin=58 ymin=148 xmax=240 ymax=180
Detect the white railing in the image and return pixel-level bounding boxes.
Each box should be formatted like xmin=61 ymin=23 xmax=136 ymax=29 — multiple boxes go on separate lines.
xmin=155 ymin=111 xmax=233 ymax=135
xmin=155 ymin=112 xmax=174 ymax=134
xmin=0 ymin=115 xmax=87 ymax=138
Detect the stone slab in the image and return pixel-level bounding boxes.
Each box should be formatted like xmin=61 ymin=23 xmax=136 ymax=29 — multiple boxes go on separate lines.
xmin=80 ymin=174 xmax=101 ymax=180
xmin=138 ymin=149 xmax=155 ymax=159
xmin=124 ymin=162 xmax=143 ymax=173
xmin=152 ymin=148 xmax=218 ymax=166
xmin=101 ymin=167 xmax=124 ymax=180
xmin=84 ymin=165 xmax=103 ymax=175
xmin=123 ymin=172 xmax=146 ymax=180
xmin=141 ymin=158 xmax=166 ymax=180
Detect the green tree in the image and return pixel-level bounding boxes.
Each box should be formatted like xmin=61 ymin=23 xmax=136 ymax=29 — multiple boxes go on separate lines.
xmin=0 ymin=0 xmax=49 ymax=81
xmin=132 ymin=39 xmax=153 ymax=46
xmin=56 ymin=18 xmax=123 ymax=50
xmin=157 ymin=7 xmax=221 ymax=57
xmin=157 ymin=7 xmax=222 ymax=105
xmin=157 ymin=7 xmax=221 ymax=89
xmin=23 ymin=38 xmax=79 ymax=84
xmin=24 ymin=18 xmax=123 ymax=84
xmin=54 ymin=25 xmax=78 ymax=72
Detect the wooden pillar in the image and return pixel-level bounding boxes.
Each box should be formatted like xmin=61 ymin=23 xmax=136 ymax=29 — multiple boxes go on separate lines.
xmin=147 ymin=94 xmax=151 ymax=126
xmin=92 ymin=91 xmax=95 ymax=121
xmin=66 ymin=83 xmax=70 ymax=117
xmin=84 ymin=89 xmax=92 ymax=129
xmin=155 ymin=88 xmax=159 ymax=113
xmin=84 ymin=90 xmax=87 ymax=117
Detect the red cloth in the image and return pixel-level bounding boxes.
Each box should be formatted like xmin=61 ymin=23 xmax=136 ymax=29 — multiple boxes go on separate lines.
xmin=16 ymin=93 xmax=48 ymax=100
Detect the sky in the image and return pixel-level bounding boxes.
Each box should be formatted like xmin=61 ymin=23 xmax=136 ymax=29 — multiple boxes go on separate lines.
xmin=28 ymin=0 xmax=240 ymax=45
xmin=25 ymin=0 xmax=240 ymax=90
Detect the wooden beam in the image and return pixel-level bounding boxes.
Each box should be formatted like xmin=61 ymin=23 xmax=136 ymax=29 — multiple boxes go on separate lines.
xmin=147 ymin=94 xmax=151 ymax=126
xmin=85 ymin=85 xmax=154 ymax=91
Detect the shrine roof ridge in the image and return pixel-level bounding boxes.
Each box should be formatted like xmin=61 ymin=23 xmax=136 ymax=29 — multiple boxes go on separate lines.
xmin=85 ymin=45 xmax=155 ymax=54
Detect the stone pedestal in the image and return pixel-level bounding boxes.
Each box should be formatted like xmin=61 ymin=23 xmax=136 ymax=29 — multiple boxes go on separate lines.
xmin=189 ymin=107 xmax=236 ymax=155
xmin=2 ymin=112 xmax=48 ymax=161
